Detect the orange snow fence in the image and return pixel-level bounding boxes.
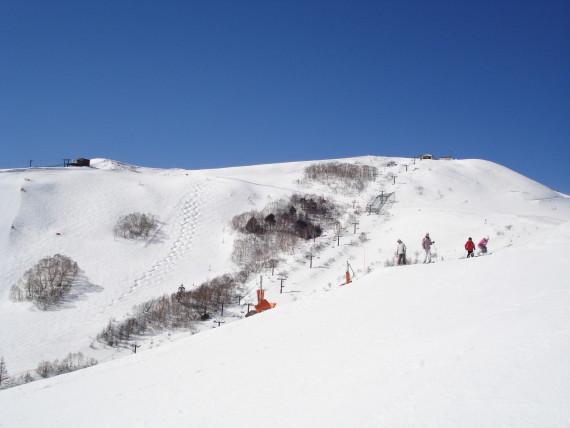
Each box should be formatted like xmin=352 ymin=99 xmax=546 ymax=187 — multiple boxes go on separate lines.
xmin=255 ymin=289 xmax=276 ymax=313
xmin=255 ymin=299 xmax=277 ymax=313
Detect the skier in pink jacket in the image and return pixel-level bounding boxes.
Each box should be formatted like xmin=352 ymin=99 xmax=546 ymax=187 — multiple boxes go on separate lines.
xmin=477 ymin=236 xmax=489 ymax=255
xmin=422 ymin=233 xmax=434 ymax=263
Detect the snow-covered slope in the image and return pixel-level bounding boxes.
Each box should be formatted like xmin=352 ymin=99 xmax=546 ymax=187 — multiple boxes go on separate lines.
xmin=0 ymin=156 xmax=569 ymax=427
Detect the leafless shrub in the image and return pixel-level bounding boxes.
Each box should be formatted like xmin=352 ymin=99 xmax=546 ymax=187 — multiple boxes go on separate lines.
xmin=414 ymin=251 xmax=420 ymax=264
xmin=36 ymin=360 xmax=52 ymax=378
xmin=19 ymin=373 xmax=33 ymax=384
xmin=10 ymin=254 xmax=80 ymax=310
xmin=114 ymin=212 xmax=158 ymax=240
xmin=56 ymin=352 xmax=97 ymax=374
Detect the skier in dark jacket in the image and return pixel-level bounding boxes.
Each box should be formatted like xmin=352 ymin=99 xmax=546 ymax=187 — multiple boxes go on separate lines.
xmin=465 ymin=237 xmax=475 ymax=258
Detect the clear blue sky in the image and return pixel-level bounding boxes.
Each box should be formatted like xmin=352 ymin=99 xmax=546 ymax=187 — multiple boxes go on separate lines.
xmin=1 ymin=0 xmax=569 ymax=193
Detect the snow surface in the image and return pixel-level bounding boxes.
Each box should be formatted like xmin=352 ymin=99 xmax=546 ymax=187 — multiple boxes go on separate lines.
xmin=0 ymin=156 xmax=569 ymax=427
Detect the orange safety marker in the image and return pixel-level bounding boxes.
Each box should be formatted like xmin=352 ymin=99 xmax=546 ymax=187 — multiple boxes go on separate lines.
xmin=339 ymin=261 xmax=355 ymax=286
xmin=254 ymin=276 xmax=276 ymax=313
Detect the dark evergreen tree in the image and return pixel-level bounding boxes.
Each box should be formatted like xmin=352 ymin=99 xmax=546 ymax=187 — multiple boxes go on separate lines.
xmin=264 ymin=213 xmax=276 ymax=230
xmin=245 ymin=216 xmax=261 ymax=234
xmin=176 ymin=284 xmax=185 ymax=303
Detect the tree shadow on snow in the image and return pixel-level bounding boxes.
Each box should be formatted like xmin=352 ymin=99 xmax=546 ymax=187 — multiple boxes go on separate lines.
xmin=142 ymin=222 xmax=169 ymax=245
xmin=47 ymin=273 xmax=104 ymax=311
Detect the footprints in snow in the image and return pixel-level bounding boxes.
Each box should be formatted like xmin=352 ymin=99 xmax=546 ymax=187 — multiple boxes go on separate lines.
xmin=99 ymin=181 xmax=210 ymax=314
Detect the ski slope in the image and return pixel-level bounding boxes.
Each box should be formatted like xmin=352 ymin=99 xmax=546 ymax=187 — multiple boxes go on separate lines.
xmin=1 ymin=156 xmax=569 ymax=427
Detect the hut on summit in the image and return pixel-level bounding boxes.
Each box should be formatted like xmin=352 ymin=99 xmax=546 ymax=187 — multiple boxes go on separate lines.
xmin=69 ymin=158 xmax=91 ymax=167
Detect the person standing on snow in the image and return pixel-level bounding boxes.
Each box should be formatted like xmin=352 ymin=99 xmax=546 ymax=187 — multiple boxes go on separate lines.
xmin=465 ymin=237 xmax=475 ymax=258
xmin=422 ymin=233 xmax=434 ymax=263
xmin=396 ymin=239 xmax=406 ymax=265
xmin=477 ymin=236 xmax=489 ymax=255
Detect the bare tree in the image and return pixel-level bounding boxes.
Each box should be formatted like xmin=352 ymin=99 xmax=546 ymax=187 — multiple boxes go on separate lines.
xmin=36 ymin=360 xmax=52 ymax=378
xmin=268 ymin=259 xmax=278 ymax=275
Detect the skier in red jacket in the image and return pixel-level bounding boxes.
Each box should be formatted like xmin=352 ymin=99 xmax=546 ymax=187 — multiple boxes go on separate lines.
xmin=465 ymin=237 xmax=475 ymax=258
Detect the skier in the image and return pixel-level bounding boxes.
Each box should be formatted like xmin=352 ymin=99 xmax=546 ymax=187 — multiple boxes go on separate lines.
xmin=465 ymin=237 xmax=475 ymax=258
xmin=396 ymin=239 xmax=406 ymax=265
xmin=477 ymin=236 xmax=489 ymax=255
xmin=422 ymin=233 xmax=434 ymax=263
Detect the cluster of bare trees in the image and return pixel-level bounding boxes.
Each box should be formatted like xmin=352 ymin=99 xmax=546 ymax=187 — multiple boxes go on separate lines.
xmin=232 ymin=234 xmax=293 ymax=272
xmin=301 ymin=162 xmax=378 ymax=192
xmin=0 ymin=356 xmax=32 ymax=390
xmin=97 ymin=274 xmax=243 ymax=348
xmin=10 ymin=254 xmax=81 ymax=310
xmin=36 ymin=352 xmax=97 ymax=378
xmin=231 ymin=194 xmax=341 ymax=273
xmin=0 ymin=352 xmax=97 ymax=390
xmin=113 ymin=212 xmax=158 ymax=240
xmin=181 ymin=274 xmax=240 ymax=317
xmin=97 ymin=292 xmax=196 ymax=348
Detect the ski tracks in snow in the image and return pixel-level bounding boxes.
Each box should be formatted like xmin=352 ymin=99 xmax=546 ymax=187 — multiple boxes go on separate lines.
xmin=97 ymin=178 xmax=213 ymax=316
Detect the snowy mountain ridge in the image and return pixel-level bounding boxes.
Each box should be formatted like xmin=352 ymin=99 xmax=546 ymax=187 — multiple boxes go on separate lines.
xmin=0 ymin=155 xmax=569 ymax=427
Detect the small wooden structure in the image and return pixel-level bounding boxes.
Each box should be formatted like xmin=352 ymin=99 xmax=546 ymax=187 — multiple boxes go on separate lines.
xmin=421 ymin=154 xmax=436 ymax=160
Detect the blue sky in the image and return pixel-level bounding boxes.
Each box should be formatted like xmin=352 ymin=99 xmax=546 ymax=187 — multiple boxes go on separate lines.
xmin=1 ymin=1 xmax=569 ymax=193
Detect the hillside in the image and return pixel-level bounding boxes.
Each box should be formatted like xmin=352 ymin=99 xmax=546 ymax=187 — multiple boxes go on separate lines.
xmin=1 ymin=156 xmax=569 ymax=427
